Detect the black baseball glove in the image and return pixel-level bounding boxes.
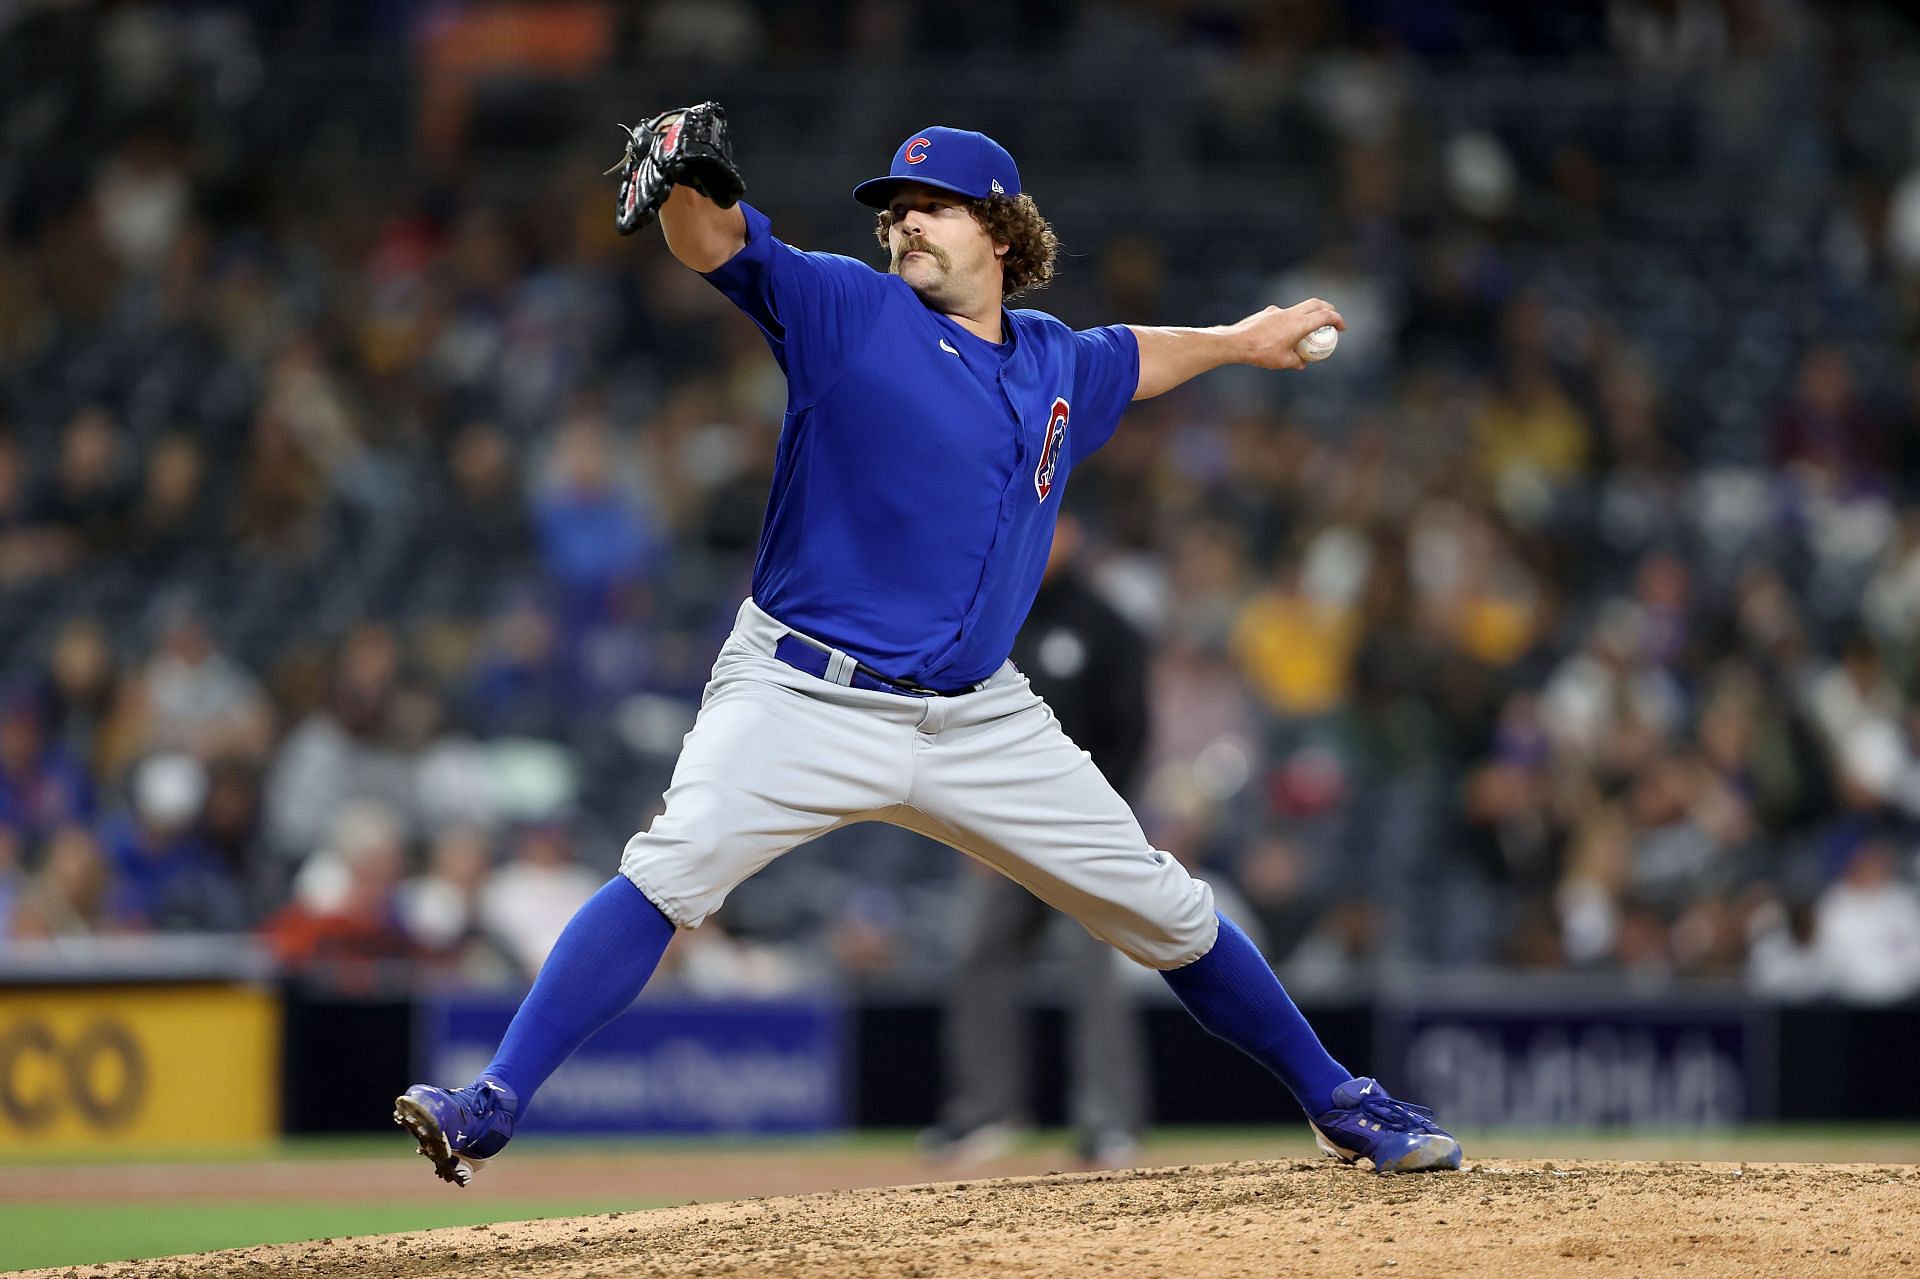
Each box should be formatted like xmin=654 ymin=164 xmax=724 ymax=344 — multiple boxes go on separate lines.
xmin=606 ymin=101 xmax=745 ymax=236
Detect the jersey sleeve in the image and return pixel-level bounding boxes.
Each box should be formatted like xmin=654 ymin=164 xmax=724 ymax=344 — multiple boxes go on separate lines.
xmin=701 ymin=202 xmax=889 ymax=406
xmin=1068 ymin=324 xmax=1140 ymax=464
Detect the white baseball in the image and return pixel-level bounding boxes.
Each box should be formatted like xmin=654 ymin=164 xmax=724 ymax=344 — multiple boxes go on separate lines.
xmin=1297 ymin=325 xmax=1338 ymax=362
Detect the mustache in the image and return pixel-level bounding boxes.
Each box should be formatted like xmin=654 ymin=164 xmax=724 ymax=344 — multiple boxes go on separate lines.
xmin=891 ymin=236 xmax=951 ymax=272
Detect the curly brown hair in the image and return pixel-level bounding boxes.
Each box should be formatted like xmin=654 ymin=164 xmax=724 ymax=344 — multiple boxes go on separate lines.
xmin=873 ymin=193 xmax=1058 ymax=299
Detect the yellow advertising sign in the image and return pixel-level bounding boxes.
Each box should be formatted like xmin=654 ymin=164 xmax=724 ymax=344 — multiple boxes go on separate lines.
xmin=0 ymin=984 xmax=280 ymax=1150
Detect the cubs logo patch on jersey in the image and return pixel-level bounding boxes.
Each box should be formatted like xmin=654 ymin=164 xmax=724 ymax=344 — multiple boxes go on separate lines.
xmin=1035 ymin=398 xmax=1069 ymax=501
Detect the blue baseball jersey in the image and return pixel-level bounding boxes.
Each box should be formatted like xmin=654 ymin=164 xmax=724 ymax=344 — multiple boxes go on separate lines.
xmin=702 ymin=201 xmax=1139 ymax=688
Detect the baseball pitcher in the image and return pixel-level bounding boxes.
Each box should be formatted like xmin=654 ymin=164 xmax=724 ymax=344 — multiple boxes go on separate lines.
xmin=395 ymin=105 xmax=1461 ymax=1183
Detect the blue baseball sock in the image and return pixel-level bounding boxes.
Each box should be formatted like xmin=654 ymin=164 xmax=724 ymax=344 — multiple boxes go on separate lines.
xmin=1160 ymin=912 xmax=1350 ymax=1116
xmin=479 ymin=876 xmax=676 ymax=1111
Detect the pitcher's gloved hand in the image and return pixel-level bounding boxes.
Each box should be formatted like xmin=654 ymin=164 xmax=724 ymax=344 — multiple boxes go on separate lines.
xmin=606 ymin=101 xmax=745 ymax=236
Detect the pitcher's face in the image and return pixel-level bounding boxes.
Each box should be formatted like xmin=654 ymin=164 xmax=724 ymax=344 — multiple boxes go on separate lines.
xmin=886 ymin=184 xmax=1005 ymax=311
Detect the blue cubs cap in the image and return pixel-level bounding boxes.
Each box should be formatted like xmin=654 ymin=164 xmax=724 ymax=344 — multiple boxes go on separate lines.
xmin=852 ymin=127 xmax=1021 ymax=209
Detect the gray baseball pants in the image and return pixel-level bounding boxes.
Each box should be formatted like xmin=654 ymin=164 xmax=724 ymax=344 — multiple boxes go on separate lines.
xmin=619 ymin=598 xmax=1219 ymax=970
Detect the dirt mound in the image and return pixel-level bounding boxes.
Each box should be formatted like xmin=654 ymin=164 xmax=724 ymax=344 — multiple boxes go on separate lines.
xmin=20 ymin=1159 xmax=1918 ymax=1279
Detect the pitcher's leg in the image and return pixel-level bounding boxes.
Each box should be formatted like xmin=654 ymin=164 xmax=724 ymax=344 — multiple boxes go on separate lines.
xmin=400 ymin=657 xmax=912 ymax=1184
xmin=482 ymin=877 xmax=675 ymax=1103
xmin=904 ymin=691 xmax=1216 ymax=969
xmin=1160 ymin=912 xmax=1347 ymax=1112
xmin=909 ymin=686 xmax=1461 ymax=1171
xmin=396 ymin=875 xmax=675 ymax=1186
xmin=1162 ymin=914 xmax=1461 ymax=1171
xmin=619 ymin=664 xmax=914 ymax=928
xmin=909 ymin=689 xmax=1339 ymax=1111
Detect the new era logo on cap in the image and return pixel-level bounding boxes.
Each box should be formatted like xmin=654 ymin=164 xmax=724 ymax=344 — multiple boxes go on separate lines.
xmin=853 ymin=127 xmax=1022 ymax=208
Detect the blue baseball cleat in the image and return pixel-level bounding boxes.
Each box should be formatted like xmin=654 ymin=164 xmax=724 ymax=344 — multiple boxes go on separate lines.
xmin=392 ymin=1078 xmax=519 ymax=1187
xmin=1307 ymin=1077 xmax=1463 ymax=1173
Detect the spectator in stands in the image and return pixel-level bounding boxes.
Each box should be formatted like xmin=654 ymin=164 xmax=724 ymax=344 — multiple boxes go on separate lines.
xmin=426 ymin=420 xmax=536 ymax=612
xmin=265 ymin=622 xmax=417 ymax=860
xmin=1803 ymin=632 xmax=1920 ymax=819
xmin=0 ymin=432 xmax=71 ymax=583
xmin=1464 ymin=690 xmax=1564 ymax=895
xmin=199 ymin=755 xmax=266 ymax=898
xmin=464 ymin=592 xmax=568 ymax=739
xmin=1744 ymin=890 xmax=1825 ymax=1000
xmin=1233 ymin=544 xmax=1364 ymax=722
xmin=113 ymin=597 xmax=274 ymax=772
xmin=1472 ymin=353 xmax=1592 ymax=522
xmin=92 ymin=128 xmax=191 ymax=276
xmin=100 ymin=751 xmax=246 ymax=931
xmin=1143 ymin=634 xmax=1260 ymax=800
xmin=8 ymin=824 xmax=118 ymax=940
xmin=263 ymin=801 xmax=415 ymax=968
xmin=1862 ymin=512 xmax=1920 ymax=660
xmin=1812 ymin=836 xmax=1920 ymax=1004
xmin=1695 ymin=665 xmax=1784 ymax=830
xmin=1161 ymin=520 xmax=1252 ymax=649
xmin=1772 ymin=346 xmax=1885 ymax=500
xmin=1730 ymin=564 xmax=1814 ymax=677
xmin=533 ymin=409 xmax=662 ymax=628
xmin=33 ymin=405 xmax=134 ymax=556
xmin=1622 ymin=747 xmax=1750 ymax=915
xmin=1540 ymin=600 xmax=1684 ymax=772
xmin=41 ymin=616 xmax=122 ymax=774
xmin=0 ymin=687 xmax=93 ymax=844
xmin=125 ymin=432 xmax=219 ymax=578
xmin=1592 ymin=354 xmax=1687 ymax=561
xmin=1349 ymin=524 xmax=1456 ymax=762
xmin=477 ymin=817 xmax=599 ymax=978
xmin=1631 ymin=550 xmax=1694 ymax=671
xmin=1807 ymin=631 xmax=1902 ymax=754
xmin=1402 ymin=495 xmax=1541 ymax=678
xmin=398 ymin=824 xmax=510 ymax=978
xmin=231 ymin=340 xmax=357 ymax=565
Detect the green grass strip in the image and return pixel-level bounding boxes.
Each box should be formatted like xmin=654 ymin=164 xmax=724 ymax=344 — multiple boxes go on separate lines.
xmin=0 ymin=1198 xmax=647 ymax=1273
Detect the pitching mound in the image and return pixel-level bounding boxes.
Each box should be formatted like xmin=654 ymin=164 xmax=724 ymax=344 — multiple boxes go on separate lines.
xmin=20 ymin=1159 xmax=1918 ymax=1278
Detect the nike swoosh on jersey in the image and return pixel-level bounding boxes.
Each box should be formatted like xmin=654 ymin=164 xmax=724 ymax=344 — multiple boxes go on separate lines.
xmin=939 ymin=339 xmax=960 ymax=355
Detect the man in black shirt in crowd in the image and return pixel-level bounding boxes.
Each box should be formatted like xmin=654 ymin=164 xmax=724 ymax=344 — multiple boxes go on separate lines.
xmin=922 ymin=509 xmax=1153 ymax=1168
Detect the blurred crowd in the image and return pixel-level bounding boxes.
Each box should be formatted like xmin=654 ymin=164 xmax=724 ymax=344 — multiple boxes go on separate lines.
xmin=4 ymin=0 xmax=1920 ymax=1004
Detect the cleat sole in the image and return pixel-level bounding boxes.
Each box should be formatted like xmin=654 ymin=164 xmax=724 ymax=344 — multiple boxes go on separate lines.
xmin=393 ymin=1095 xmax=483 ymax=1188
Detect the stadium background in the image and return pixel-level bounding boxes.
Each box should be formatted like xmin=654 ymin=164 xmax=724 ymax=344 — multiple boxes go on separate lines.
xmin=2 ymin=0 xmax=1919 ymax=1270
